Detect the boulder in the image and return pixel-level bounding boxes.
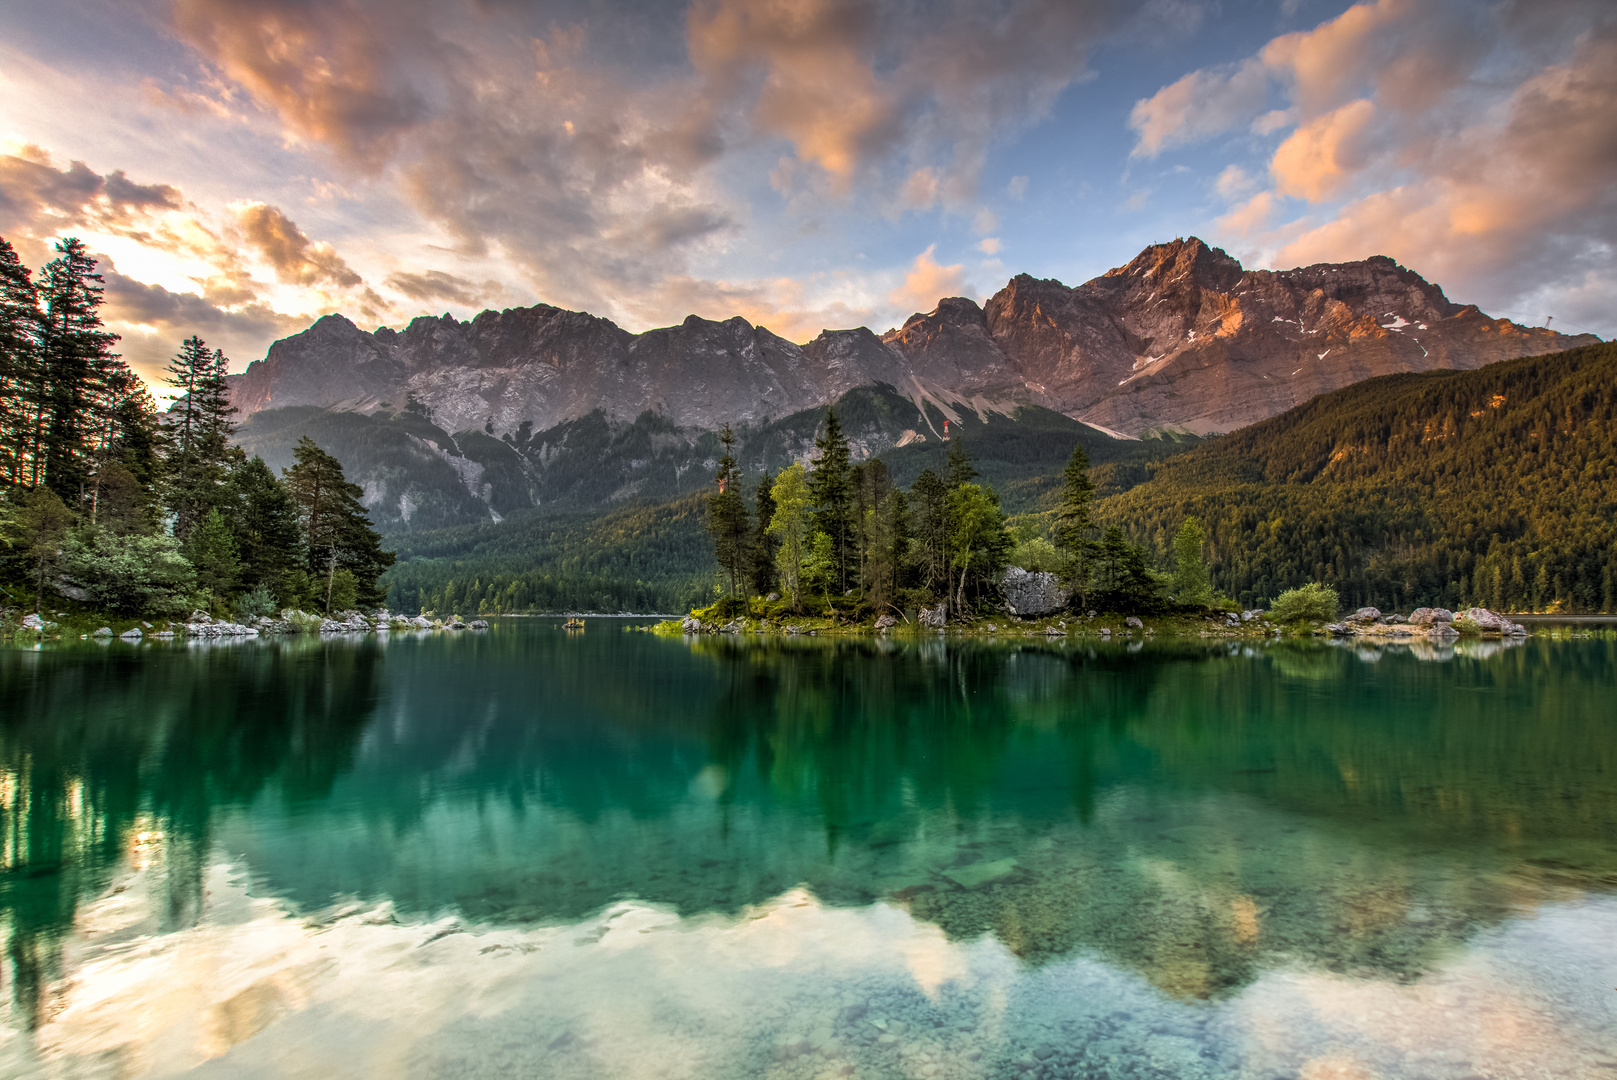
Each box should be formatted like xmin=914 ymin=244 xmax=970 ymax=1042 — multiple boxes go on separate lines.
xmin=1125 ymin=616 xmax=1144 ymax=629
xmin=999 ymin=567 xmax=1072 ymax=617
xmin=765 ymin=593 xmax=780 ymax=603
xmin=874 ymin=614 xmax=897 ymax=630
xmin=1430 ymin=622 xmax=1460 ymax=638
xmin=919 ymin=603 xmax=948 ymax=629
xmin=1457 ymin=607 xmax=1514 ymax=633
xmin=189 ymin=610 xmax=213 ymax=625
xmin=21 ymin=613 xmax=45 ymax=630
xmin=1346 ymin=607 xmax=1382 ymax=624
xmin=93 ymin=626 xmax=113 ymax=637
xmin=119 ymin=628 xmax=142 ymax=640
xmin=681 ymin=616 xmax=702 ymax=633
xmin=1407 ymin=607 xmax=1454 ymax=626
xmin=468 ymin=620 xmax=489 ymax=630
xmin=1325 ymin=623 xmax=1352 ymax=636
xmin=1044 ymin=625 xmax=1065 ymax=636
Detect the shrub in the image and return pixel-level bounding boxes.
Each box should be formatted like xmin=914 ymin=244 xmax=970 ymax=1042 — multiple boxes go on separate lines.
xmin=1009 ymin=536 xmax=1062 ymax=574
xmin=234 ymin=583 xmax=278 ymax=621
xmin=1268 ymin=582 xmax=1339 ymax=624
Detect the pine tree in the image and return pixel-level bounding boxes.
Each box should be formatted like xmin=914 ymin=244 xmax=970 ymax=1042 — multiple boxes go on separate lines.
xmin=185 ymin=507 xmax=241 ymax=606
xmin=909 ymin=468 xmax=950 ymax=598
xmin=36 ymin=238 xmax=119 ymax=498
xmin=225 ymin=456 xmax=306 ymax=604
xmin=0 ymin=238 xmax=43 ymax=488
xmin=164 ymin=338 xmax=236 ymax=538
xmin=945 ymin=434 xmax=978 ymax=489
xmin=284 ymin=437 xmax=394 ymax=611
xmin=1056 ymin=443 xmax=1097 ymax=605
xmin=749 ymin=469 xmax=778 ymax=597
xmin=705 ymin=425 xmax=751 ymax=602
xmin=809 ymin=407 xmax=854 ymax=591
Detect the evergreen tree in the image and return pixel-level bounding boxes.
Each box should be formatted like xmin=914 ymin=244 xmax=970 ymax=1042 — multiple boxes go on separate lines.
xmin=908 ymin=468 xmax=950 ymax=599
xmin=36 ymin=238 xmax=119 ymax=498
xmin=284 ymin=437 xmax=394 ymax=611
xmin=1171 ymin=517 xmax=1213 ymax=606
xmin=808 ymin=407 xmax=855 ymax=591
xmin=945 ymin=434 xmax=979 ymax=489
xmin=185 ymin=507 xmax=241 ymax=607
xmin=705 ymin=425 xmax=751 ymax=601
xmin=164 ymin=338 xmax=237 ymax=538
xmin=1056 ymin=443 xmax=1097 ymax=605
xmin=854 ymin=459 xmax=902 ymax=613
xmin=1092 ymin=525 xmax=1163 ymax=613
xmin=225 ymin=456 xmax=306 ymax=604
xmin=0 ymin=238 xmax=43 ymax=488
xmin=945 ymin=482 xmax=1010 ymax=613
xmin=749 ymin=469 xmax=778 ymax=598
xmin=16 ymin=487 xmax=73 ymax=612
xmin=766 ymin=463 xmax=811 ymax=610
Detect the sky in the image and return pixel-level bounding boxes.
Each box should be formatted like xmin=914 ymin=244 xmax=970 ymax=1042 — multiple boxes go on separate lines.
xmin=1 ymin=0 xmax=1613 ymax=391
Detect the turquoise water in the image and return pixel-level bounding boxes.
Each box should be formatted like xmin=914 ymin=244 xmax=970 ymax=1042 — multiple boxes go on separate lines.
xmin=0 ymin=623 xmax=1614 ymax=1077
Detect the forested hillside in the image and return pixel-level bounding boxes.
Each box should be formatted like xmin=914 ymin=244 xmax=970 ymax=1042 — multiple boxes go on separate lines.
xmin=1096 ymin=342 xmax=1617 ymax=612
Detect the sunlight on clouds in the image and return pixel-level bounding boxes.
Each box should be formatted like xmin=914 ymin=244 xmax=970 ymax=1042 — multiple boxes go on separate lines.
xmin=1270 ymin=99 xmax=1376 ymax=202
xmin=887 ymin=245 xmax=969 ymax=314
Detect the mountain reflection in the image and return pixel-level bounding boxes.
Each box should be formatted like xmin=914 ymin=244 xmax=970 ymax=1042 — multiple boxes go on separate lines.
xmin=1 ymin=628 xmax=1613 ymax=1021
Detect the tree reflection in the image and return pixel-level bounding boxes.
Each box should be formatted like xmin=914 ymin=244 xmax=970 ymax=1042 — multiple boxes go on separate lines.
xmin=0 ymin=638 xmax=381 ymax=1028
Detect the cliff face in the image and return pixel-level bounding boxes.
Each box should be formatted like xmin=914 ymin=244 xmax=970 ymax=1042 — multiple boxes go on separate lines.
xmin=226 ymin=239 xmax=1599 ymax=437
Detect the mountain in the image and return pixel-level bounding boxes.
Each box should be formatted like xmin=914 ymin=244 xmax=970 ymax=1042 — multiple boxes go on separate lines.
xmin=236 ymin=383 xmax=1196 ymax=534
xmin=226 ymin=238 xmax=1596 ymax=442
xmin=1091 ymin=341 xmax=1617 ymax=613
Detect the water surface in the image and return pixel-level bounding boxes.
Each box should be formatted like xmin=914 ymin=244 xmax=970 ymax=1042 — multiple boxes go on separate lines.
xmin=0 ymin=624 xmax=1613 ymax=1078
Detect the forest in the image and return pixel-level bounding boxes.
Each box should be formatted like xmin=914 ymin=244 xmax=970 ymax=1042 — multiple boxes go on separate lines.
xmin=0 ymin=236 xmax=393 ymax=621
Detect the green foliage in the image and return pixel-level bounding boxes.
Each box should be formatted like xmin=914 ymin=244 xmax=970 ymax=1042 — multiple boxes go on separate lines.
xmin=234 ymin=582 xmax=278 ymax=621
xmin=1010 ymin=535 xmax=1062 ymax=573
xmin=803 ymin=531 xmax=837 ymax=606
xmin=14 ymin=486 xmax=73 ymax=610
xmin=946 ymin=482 xmax=1011 ymax=612
xmin=705 ymin=425 xmax=751 ymax=599
xmin=185 ymin=508 xmax=241 ymax=603
xmin=57 ymin=528 xmax=195 ymax=615
xmin=285 ymin=436 xmax=395 ymax=609
xmin=327 ymin=568 xmax=359 ymax=613
xmin=809 ymin=407 xmax=855 ymax=590
xmin=1091 ymin=526 xmax=1165 ymax=614
xmin=1056 ymin=443 xmax=1097 ymax=601
xmin=749 ymin=470 xmax=778 ymax=597
xmin=1268 ymin=583 xmax=1339 ymax=624
xmin=1098 ymin=342 xmax=1617 ymax=612
xmin=767 ymin=463 xmax=812 ymax=609
xmin=1171 ymin=517 xmax=1213 ymax=606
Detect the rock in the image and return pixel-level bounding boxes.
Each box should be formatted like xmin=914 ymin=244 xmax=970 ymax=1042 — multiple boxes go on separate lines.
xmin=189 ymin=609 xmax=213 ymax=625
xmin=874 ymin=614 xmax=897 ymax=630
xmin=1125 ymin=616 xmax=1144 ymax=629
xmin=468 ymin=619 xmax=489 ymax=629
xmin=681 ymin=616 xmax=702 ymax=633
xmin=1044 ymin=625 xmax=1065 ymax=636
xmin=1347 ymin=607 xmax=1382 ymax=623
xmin=447 ymin=619 xmax=467 ymax=630
xmin=984 ymin=623 xmax=998 ymax=632
xmin=1325 ymin=622 xmax=1352 ymax=635
xmin=999 ymin=567 xmax=1072 ymax=617
xmin=919 ymin=603 xmax=947 ymax=629
xmin=784 ymin=625 xmax=802 ymax=635
xmin=1380 ymin=614 xmax=1402 ymax=624
xmin=1407 ymin=607 xmax=1454 ymax=626
xmin=765 ymin=593 xmax=780 ymax=602
xmin=21 ymin=613 xmax=45 ymax=630
xmin=119 ymin=628 xmax=142 ymax=640
xmin=1430 ymin=622 xmax=1459 ymax=638
xmin=1457 ymin=606 xmax=1515 ymax=633
xmin=93 ymin=626 xmax=113 ymax=637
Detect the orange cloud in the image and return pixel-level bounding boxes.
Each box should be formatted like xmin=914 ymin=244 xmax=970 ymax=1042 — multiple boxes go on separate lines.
xmin=1270 ymin=99 xmax=1377 ymax=202
xmin=235 ymin=204 xmax=363 ymax=289
xmin=887 ymin=245 xmax=969 ymax=314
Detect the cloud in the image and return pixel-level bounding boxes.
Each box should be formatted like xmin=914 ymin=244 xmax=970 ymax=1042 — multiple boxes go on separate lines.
xmin=976 ymin=237 xmax=1002 ymax=255
xmin=0 ymin=149 xmax=184 ymax=256
xmin=1214 ymin=164 xmax=1256 ymax=200
xmin=1006 ymin=175 xmax=1029 ymax=200
xmin=384 ymin=269 xmax=503 ymax=308
xmin=1269 ymin=99 xmax=1377 ymax=201
xmin=1129 ymin=57 xmax=1270 ymax=157
xmin=887 ymin=245 xmax=969 ymax=313
xmin=100 ymin=268 xmax=308 ymax=379
xmin=235 ymin=203 xmax=363 ymax=289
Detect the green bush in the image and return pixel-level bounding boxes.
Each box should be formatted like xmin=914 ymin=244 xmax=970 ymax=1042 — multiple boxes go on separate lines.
xmin=1268 ymin=582 xmax=1339 ymax=624
xmin=57 ymin=529 xmax=196 ymax=615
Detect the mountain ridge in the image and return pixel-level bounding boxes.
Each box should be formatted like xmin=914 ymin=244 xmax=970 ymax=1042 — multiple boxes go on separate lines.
xmin=225 ymin=238 xmax=1598 ymax=439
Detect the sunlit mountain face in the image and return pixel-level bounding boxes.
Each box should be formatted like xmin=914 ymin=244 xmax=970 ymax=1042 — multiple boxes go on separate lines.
xmin=1 ymin=0 xmax=1611 ymax=391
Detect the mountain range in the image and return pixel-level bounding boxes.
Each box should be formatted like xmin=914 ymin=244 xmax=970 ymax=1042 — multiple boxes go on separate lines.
xmin=227 ymin=237 xmax=1595 ymax=441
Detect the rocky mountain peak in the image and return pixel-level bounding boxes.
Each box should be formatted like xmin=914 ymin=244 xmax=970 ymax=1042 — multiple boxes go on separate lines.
xmin=224 ymin=238 xmax=1599 ymax=440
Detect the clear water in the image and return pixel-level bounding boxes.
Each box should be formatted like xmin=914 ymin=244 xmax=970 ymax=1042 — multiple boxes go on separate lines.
xmin=0 ymin=623 xmax=1614 ymax=1078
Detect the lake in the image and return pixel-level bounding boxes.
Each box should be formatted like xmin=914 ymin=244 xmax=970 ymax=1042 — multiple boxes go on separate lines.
xmin=0 ymin=623 xmax=1614 ymax=1078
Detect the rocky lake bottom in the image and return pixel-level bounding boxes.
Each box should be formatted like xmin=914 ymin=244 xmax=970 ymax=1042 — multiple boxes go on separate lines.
xmin=0 ymin=623 xmax=1613 ymax=1078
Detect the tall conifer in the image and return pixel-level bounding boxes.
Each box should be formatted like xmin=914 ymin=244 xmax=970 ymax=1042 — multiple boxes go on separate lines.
xmin=808 ymin=407 xmax=854 ymax=591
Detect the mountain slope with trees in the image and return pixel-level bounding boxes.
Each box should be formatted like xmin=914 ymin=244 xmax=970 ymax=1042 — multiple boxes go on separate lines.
xmin=1095 ymin=342 xmax=1617 ymax=612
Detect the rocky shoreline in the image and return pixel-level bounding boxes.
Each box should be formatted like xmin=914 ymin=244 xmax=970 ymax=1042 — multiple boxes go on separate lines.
xmin=1322 ymin=606 xmax=1527 ymax=639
